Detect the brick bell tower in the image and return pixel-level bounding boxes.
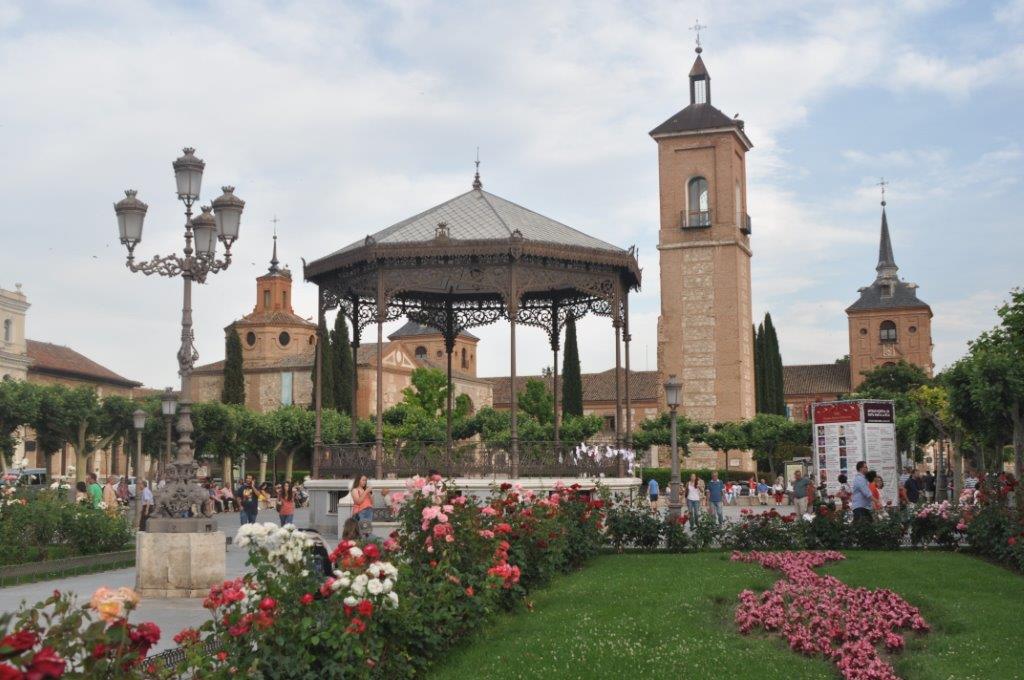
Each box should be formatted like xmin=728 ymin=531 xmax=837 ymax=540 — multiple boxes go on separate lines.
xmin=651 ymin=44 xmax=756 ymax=461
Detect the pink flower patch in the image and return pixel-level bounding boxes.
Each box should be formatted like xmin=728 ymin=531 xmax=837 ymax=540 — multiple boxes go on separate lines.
xmin=732 ymin=550 xmax=928 ymax=680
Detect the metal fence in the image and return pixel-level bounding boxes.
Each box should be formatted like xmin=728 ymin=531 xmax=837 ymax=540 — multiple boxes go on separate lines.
xmin=317 ymin=441 xmax=621 ymax=480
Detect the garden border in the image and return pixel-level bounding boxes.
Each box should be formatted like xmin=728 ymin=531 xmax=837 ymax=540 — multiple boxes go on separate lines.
xmin=0 ymin=550 xmax=135 ymax=586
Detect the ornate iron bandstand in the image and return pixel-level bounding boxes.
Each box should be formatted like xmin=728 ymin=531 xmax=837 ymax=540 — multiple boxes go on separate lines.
xmin=304 ymin=174 xmax=640 ymax=480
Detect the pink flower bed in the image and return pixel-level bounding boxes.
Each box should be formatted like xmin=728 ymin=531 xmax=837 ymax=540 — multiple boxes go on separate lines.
xmin=732 ymin=551 xmax=929 ymax=680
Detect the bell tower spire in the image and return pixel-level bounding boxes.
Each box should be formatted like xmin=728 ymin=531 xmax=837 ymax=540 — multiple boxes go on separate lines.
xmin=875 ymin=180 xmax=898 ymax=282
xmin=689 ymin=20 xmax=710 ymax=105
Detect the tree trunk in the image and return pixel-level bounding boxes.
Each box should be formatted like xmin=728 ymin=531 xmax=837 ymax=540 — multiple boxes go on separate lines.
xmin=222 ymin=454 xmax=233 ymax=489
xmin=258 ymin=454 xmax=268 ymax=485
xmin=951 ymin=434 xmax=964 ymax=500
xmin=285 ymin=450 xmax=295 ymax=482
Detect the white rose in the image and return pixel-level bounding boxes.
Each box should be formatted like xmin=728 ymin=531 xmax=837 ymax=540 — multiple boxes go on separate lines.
xmin=386 ymin=591 xmax=399 ymax=608
xmin=367 ymin=579 xmax=384 ymax=596
xmin=343 ymin=596 xmax=358 ymax=607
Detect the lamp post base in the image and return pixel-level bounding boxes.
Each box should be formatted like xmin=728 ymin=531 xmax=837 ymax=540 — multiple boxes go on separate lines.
xmin=668 ymin=501 xmax=682 ymax=519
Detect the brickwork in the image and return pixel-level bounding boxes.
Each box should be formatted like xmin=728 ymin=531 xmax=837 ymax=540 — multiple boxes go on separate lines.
xmin=848 ymin=309 xmax=933 ymax=389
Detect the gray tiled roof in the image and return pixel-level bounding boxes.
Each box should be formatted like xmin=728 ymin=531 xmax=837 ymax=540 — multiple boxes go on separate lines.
xmin=388 ymin=321 xmax=478 ymax=341
xmin=649 ymin=103 xmax=741 ymax=137
xmin=846 ymin=281 xmax=930 ymax=312
xmin=783 ymin=363 xmax=851 ymax=396
xmin=323 ymin=189 xmax=626 ymax=259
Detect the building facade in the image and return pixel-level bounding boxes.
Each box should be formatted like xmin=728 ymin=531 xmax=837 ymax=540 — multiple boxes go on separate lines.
xmin=846 ymin=206 xmax=933 ymax=389
xmin=783 ymin=204 xmax=933 ymax=419
xmin=651 ymin=49 xmax=756 ymax=429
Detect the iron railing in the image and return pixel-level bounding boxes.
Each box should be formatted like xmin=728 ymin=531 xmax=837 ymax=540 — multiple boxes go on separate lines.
xmin=681 ymin=209 xmax=712 ymax=228
xmin=317 ymin=441 xmax=622 ymax=480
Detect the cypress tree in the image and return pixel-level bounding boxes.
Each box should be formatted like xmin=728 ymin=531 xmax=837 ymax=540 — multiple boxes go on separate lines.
xmin=313 ymin=318 xmax=335 ymax=409
xmin=753 ymin=324 xmax=764 ymax=413
xmin=561 ymin=317 xmax=583 ymax=417
xmin=222 ymin=325 xmax=246 ymax=405
xmin=332 ymin=312 xmax=354 ymax=415
xmin=763 ymin=313 xmax=786 ymax=415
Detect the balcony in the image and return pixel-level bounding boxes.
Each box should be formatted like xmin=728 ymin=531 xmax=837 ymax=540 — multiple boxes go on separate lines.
xmin=741 ymin=213 xmax=752 ymax=235
xmin=681 ymin=209 xmax=712 ymax=229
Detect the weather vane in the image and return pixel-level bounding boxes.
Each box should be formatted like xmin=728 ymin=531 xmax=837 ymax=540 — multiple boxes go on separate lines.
xmin=472 ymin=147 xmax=482 ymax=190
xmin=690 ymin=19 xmax=707 ymax=53
xmin=876 ymin=178 xmax=888 ymax=206
xmin=271 ymin=214 xmax=280 ymax=235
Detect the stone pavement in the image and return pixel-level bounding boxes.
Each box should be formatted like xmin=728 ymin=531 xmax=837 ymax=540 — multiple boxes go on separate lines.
xmin=0 ymin=507 xmax=324 ymax=654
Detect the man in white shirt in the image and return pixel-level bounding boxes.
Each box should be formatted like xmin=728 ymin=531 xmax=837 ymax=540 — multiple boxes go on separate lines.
xmin=139 ymin=480 xmax=155 ymax=531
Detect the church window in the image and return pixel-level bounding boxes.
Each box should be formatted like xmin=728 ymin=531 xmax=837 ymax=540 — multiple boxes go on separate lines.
xmin=308 ymin=335 xmax=315 ymax=345
xmin=246 ymin=331 xmax=256 ymax=347
xmin=282 ymin=291 xmax=288 ymax=307
xmin=436 ymin=350 xmax=443 ymax=358
xmin=415 ymin=346 xmax=427 ymax=360
xmin=280 ymin=371 xmax=293 ymax=406
xmin=279 ymin=331 xmax=291 ymax=347
xmin=686 ymin=177 xmax=710 ymax=227
xmin=879 ymin=320 xmax=897 ymax=343
xmin=2 ymin=319 xmax=10 ymax=343
xmin=859 ymin=328 xmax=868 ymax=336
xmin=461 ymin=347 xmax=468 ymax=369
xmin=263 ymin=290 xmax=270 ymax=307
xmin=908 ymin=326 xmax=917 ymax=334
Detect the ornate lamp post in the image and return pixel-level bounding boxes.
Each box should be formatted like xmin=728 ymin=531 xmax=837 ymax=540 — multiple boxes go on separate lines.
xmin=115 ymin=147 xmax=244 ymax=526
xmin=160 ymin=387 xmax=178 ymax=481
xmin=132 ymin=408 xmax=147 ymax=529
xmin=664 ymin=375 xmax=683 ymax=519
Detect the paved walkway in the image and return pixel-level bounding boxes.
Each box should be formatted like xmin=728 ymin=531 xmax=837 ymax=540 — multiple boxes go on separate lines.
xmin=0 ymin=507 xmax=323 ymax=654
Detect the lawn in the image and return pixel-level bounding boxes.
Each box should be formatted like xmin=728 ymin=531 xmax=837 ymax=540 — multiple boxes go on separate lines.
xmin=429 ymin=551 xmax=1024 ymax=680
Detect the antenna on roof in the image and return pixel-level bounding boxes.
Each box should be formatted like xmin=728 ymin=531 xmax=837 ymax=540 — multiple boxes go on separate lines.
xmin=472 ymin=147 xmax=482 ymax=190
xmin=690 ymin=19 xmax=707 ymax=54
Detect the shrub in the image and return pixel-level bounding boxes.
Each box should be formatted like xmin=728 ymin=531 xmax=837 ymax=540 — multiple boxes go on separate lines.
xmin=604 ymin=496 xmax=662 ymax=550
xmin=725 ymin=508 xmax=800 ymax=551
xmin=844 ymin=512 xmax=905 ymax=550
xmin=909 ymin=501 xmax=962 ymax=549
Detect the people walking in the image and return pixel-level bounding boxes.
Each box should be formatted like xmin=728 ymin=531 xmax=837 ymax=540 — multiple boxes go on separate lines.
xmin=277 ymin=481 xmax=296 ymax=526
xmin=351 ymin=475 xmax=374 ymax=522
xmin=102 ymin=476 xmax=118 ymax=512
xmin=116 ymin=476 xmax=130 ymax=506
xmin=139 ymin=480 xmax=154 ymax=531
xmin=85 ymin=473 xmax=103 ymax=509
xmin=852 ymin=461 xmax=873 ymax=523
xmin=236 ymin=474 xmax=260 ymax=524
xmin=74 ymin=481 xmax=89 ymax=504
xmin=707 ymin=471 xmax=725 ymax=524
xmin=904 ymin=470 xmax=922 ymax=505
xmin=792 ymin=469 xmax=812 ymax=516
xmin=647 ymin=477 xmax=660 ymax=511
xmin=685 ymin=474 xmax=702 ymax=529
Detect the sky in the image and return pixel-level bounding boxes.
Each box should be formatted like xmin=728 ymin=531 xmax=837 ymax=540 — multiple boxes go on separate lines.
xmin=1 ymin=0 xmax=1022 ymax=389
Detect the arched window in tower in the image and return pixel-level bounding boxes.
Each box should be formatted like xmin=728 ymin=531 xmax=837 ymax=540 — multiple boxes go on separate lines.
xmin=2 ymin=319 xmax=10 ymax=343
xmin=415 ymin=346 xmax=427 ymax=360
xmin=263 ymin=290 xmax=270 ymax=308
xmin=686 ymin=177 xmax=710 ymax=227
xmin=461 ymin=347 xmax=468 ymax=369
xmin=879 ymin=320 xmax=897 ymax=343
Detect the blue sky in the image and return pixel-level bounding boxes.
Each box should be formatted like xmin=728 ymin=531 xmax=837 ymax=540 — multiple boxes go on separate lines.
xmin=0 ymin=0 xmax=1021 ymax=388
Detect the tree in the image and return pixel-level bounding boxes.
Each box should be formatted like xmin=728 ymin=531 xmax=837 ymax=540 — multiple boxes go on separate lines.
xmin=976 ymin=288 xmax=1024 ymax=478
xmin=30 ymin=385 xmax=72 ymax=474
xmin=701 ymin=421 xmax=748 ymax=464
xmin=739 ymin=414 xmax=809 ymax=478
xmin=0 ymin=379 xmax=39 ymax=471
xmin=851 ymin=361 xmax=936 ymax=463
xmin=517 ymin=378 xmax=553 ymax=425
xmin=753 ymin=324 xmax=764 ymax=413
xmin=632 ymin=412 xmax=708 ymax=456
xmin=762 ymin=313 xmax=785 ymax=415
xmin=269 ymin=406 xmax=315 ymax=482
xmin=51 ymin=387 xmax=136 ymax=482
xmin=191 ymin=401 xmax=244 ymax=487
xmin=222 ymin=325 xmax=246 ymax=405
xmin=401 ymin=368 xmax=448 ymax=418
xmin=332 ymin=312 xmax=354 ymax=416
xmin=561 ymin=317 xmax=583 ymax=417
xmin=312 ymin=318 xmax=335 ymax=410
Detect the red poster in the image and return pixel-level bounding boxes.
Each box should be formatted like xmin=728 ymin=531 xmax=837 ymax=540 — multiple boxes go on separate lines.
xmin=812 ymin=402 xmax=860 ymax=424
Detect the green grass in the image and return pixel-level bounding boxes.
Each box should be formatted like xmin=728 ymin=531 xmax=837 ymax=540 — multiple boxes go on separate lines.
xmin=429 ymin=551 xmax=1024 ymax=680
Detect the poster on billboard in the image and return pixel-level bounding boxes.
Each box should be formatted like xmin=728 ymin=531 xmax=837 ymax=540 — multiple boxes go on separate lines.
xmin=811 ymin=399 xmax=897 ymax=506
xmin=863 ymin=401 xmax=898 ymax=507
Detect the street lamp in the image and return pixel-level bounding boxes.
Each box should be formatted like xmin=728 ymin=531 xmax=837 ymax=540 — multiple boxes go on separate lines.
xmin=160 ymin=387 xmax=178 ymax=481
xmin=132 ymin=408 xmax=147 ymax=529
xmin=664 ymin=374 xmax=683 ymax=519
xmin=115 ymin=147 xmax=244 ymax=527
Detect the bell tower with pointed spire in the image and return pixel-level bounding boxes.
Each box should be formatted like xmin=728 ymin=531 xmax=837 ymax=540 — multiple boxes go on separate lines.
xmin=254 ymin=231 xmax=294 ymax=315
xmin=650 ymin=36 xmax=756 ymax=467
xmin=846 ymin=193 xmax=933 ymax=388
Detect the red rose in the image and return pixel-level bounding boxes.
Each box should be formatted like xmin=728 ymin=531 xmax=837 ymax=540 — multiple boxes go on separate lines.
xmin=357 ymin=599 xmax=373 ymax=618
xmin=1009 ymin=537 xmax=1018 ymax=546
xmin=1 ymin=630 xmax=38 ymax=657
xmin=259 ymin=597 xmax=277 ymax=611
xmin=173 ymin=628 xmax=200 ymax=646
xmin=300 ymin=593 xmax=314 ymax=606
xmin=465 ymin=586 xmax=475 ymax=597
xmin=346 ymin=618 xmax=367 ymax=634
xmin=216 ymin=651 xmax=228 ymax=662
xmin=27 ymin=647 xmax=64 ymax=679
xmin=362 ymin=543 xmax=381 ymax=560
xmin=500 ymin=483 xmax=512 ymax=491
xmin=495 ymin=523 xmax=512 ymax=534
xmin=0 ymin=663 xmax=23 ymax=680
